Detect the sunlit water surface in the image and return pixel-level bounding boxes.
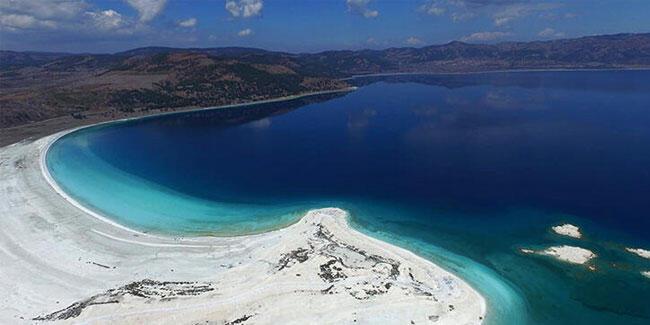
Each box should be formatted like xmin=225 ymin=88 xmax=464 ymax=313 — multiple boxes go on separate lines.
xmin=48 ymin=71 xmax=650 ymax=324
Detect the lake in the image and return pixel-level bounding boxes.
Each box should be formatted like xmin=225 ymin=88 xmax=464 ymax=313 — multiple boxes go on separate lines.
xmin=47 ymin=71 xmax=650 ymax=324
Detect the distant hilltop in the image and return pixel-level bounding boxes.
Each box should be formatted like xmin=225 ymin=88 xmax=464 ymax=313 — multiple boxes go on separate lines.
xmin=3 ymin=33 xmax=650 ymax=73
xmin=1 ymin=32 xmax=650 ymax=128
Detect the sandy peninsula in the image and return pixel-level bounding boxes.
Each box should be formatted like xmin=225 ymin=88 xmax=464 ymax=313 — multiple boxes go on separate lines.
xmin=0 ymin=135 xmax=485 ymax=324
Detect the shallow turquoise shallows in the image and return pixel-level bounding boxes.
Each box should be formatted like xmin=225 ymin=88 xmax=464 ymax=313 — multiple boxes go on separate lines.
xmin=47 ymin=71 xmax=650 ymax=324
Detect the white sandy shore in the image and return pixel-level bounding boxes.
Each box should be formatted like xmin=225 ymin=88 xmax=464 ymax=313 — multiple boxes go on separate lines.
xmin=521 ymin=245 xmax=596 ymax=266
xmin=642 ymin=271 xmax=650 ymax=279
xmin=625 ymin=247 xmax=650 ymax=259
xmin=0 ymin=135 xmax=485 ymax=324
xmin=551 ymin=224 xmax=582 ymax=239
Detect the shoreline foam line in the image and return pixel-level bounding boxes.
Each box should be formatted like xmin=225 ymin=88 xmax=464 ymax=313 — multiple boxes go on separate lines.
xmin=40 ymin=130 xmax=154 ymax=237
xmin=89 ymin=229 xmax=214 ymax=248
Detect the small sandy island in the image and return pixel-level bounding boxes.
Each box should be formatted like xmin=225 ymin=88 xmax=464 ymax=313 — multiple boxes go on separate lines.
xmin=625 ymin=247 xmax=650 ymax=259
xmin=0 ymin=135 xmax=485 ymax=324
xmin=551 ymin=224 xmax=582 ymax=239
xmin=521 ymin=245 xmax=596 ymax=266
xmin=540 ymin=246 xmax=596 ymax=264
xmin=642 ymin=271 xmax=650 ymax=279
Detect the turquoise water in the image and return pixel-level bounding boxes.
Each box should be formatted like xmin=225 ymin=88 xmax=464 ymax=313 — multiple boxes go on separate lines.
xmin=47 ymin=71 xmax=650 ymax=324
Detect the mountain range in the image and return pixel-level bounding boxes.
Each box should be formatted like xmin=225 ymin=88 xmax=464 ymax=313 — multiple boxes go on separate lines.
xmin=1 ymin=32 xmax=649 ymax=129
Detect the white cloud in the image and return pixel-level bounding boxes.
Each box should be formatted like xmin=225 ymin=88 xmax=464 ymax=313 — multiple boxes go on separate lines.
xmin=0 ymin=0 xmax=146 ymax=35
xmin=420 ymin=1 xmax=563 ymax=26
xmin=493 ymin=17 xmax=511 ymax=26
xmin=492 ymin=3 xmax=560 ymax=26
xmin=225 ymin=0 xmax=263 ymax=18
xmin=0 ymin=0 xmax=87 ymax=20
xmin=346 ymin=0 xmax=379 ymax=18
xmin=461 ymin=31 xmax=512 ymax=42
xmin=177 ymin=17 xmax=197 ymax=28
xmin=406 ymin=36 xmax=423 ymax=45
xmin=418 ymin=0 xmax=479 ymax=23
xmin=238 ymin=28 xmax=253 ymax=36
xmin=85 ymin=9 xmax=124 ymax=30
xmin=538 ymin=27 xmax=565 ymax=38
xmin=419 ymin=1 xmax=446 ymax=16
xmin=451 ymin=11 xmax=475 ymax=22
xmin=0 ymin=0 xmax=86 ymax=30
xmin=0 ymin=14 xmax=56 ymax=30
xmin=538 ymin=27 xmax=554 ymax=37
xmin=125 ymin=0 xmax=167 ymax=22
xmin=225 ymin=1 xmax=238 ymax=16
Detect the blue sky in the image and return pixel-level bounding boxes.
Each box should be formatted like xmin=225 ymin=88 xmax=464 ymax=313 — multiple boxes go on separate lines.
xmin=1 ymin=0 xmax=649 ymax=53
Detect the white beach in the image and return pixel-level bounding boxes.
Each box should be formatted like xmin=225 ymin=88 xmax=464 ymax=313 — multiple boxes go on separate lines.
xmin=0 ymin=134 xmax=486 ymax=324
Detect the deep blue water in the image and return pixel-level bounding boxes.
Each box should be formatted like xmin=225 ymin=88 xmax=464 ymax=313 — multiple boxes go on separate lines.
xmin=47 ymin=71 xmax=650 ymax=324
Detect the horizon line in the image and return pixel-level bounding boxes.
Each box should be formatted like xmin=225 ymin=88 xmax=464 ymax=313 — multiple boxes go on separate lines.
xmin=1 ymin=31 xmax=648 ymax=56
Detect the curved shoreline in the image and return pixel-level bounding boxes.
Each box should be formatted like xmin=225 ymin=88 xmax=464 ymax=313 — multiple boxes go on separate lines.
xmin=1 ymin=131 xmax=486 ymax=323
xmin=38 ymin=86 xmax=359 ymax=238
xmin=0 ymin=86 xmax=358 ymax=148
xmin=41 ymin=130 xmax=152 ymax=237
xmin=44 ymin=128 xmax=312 ymax=238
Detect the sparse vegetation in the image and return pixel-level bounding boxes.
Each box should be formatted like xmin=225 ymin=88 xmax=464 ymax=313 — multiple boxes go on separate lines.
xmin=1 ymin=33 xmax=650 ymax=128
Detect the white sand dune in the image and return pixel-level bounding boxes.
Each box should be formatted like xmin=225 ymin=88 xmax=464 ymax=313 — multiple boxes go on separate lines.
xmin=0 ymin=135 xmax=485 ymax=324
